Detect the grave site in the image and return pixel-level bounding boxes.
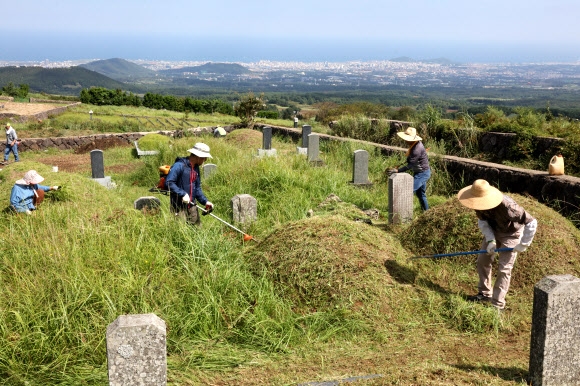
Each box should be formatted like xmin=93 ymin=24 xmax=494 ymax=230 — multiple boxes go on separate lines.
xmin=0 ymin=127 xmax=579 ymax=385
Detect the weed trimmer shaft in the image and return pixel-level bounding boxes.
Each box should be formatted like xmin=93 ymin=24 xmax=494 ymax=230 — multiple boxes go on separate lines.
xmin=196 ymin=205 xmax=257 ymax=242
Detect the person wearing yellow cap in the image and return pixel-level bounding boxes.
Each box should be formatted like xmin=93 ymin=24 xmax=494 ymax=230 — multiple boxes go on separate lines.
xmin=457 ymin=179 xmax=537 ymax=310
xmin=389 ymin=127 xmax=431 ymax=211
xmin=4 ymin=122 xmax=20 ymax=163
xmin=10 ymin=170 xmax=59 ymax=214
xmin=165 ymin=143 xmax=214 ymax=225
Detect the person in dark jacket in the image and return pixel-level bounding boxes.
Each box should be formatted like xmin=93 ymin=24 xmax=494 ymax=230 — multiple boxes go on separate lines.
xmin=165 ymin=143 xmax=214 ymax=225
xmin=389 ymin=127 xmax=431 ymax=211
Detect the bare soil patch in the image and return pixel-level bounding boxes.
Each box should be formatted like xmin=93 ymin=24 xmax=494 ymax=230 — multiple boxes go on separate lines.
xmin=1 ymin=101 xmax=63 ymax=117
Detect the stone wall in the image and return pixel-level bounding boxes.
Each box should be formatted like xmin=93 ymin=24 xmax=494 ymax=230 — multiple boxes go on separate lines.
xmin=15 ymin=126 xmax=228 ymax=152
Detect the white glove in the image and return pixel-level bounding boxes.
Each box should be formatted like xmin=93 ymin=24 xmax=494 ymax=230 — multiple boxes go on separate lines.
xmin=25 ymin=210 xmax=32 ymax=215
xmin=205 ymin=201 xmax=214 ymax=213
xmin=514 ymin=243 xmax=528 ymax=253
xmin=486 ymin=240 xmax=497 ymax=255
xmin=182 ymin=194 xmax=190 ymax=204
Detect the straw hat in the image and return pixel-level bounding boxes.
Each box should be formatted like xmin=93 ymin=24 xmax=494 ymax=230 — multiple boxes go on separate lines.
xmin=15 ymin=170 xmax=45 ymax=185
xmin=397 ymin=127 xmax=422 ymax=141
xmin=457 ymin=179 xmax=504 ymax=210
xmin=187 ymin=143 xmax=212 ymax=158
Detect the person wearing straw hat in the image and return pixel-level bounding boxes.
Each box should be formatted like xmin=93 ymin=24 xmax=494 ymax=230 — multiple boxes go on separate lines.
xmin=9 ymin=170 xmax=59 ymax=214
xmin=457 ymin=179 xmax=537 ymax=310
xmin=165 ymin=142 xmax=214 ymax=225
xmin=4 ymin=122 xmax=20 ymax=163
xmin=388 ymin=127 xmax=431 ymax=211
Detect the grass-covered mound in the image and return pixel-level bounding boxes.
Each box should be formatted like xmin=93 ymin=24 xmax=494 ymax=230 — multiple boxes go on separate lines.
xmin=247 ymin=208 xmax=403 ymax=316
xmin=137 ymin=132 xmax=171 ymax=150
xmin=224 ymin=128 xmax=262 ymax=148
xmin=399 ymin=194 xmax=580 ymax=295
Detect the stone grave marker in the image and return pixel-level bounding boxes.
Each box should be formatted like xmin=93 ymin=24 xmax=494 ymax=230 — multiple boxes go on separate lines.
xmin=203 ymin=163 xmax=217 ymax=179
xmin=106 ymin=313 xmax=167 ymax=386
xmin=90 ymin=149 xmax=113 ymax=188
xmin=528 ymin=274 xmax=580 ymax=386
xmin=351 ymin=149 xmax=372 ymax=186
xmin=91 ymin=149 xmax=105 ymax=179
xmin=297 ymin=125 xmax=312 ymax=155
xmin=258 ymin=126 xmax=277 ymax=157
xmin=231 ymin=194 xmax=257 ymax=224
xmin=307 ymin=134 xmax=324 ymax=166
xmin=388 ymin=173 xmax=414 ymax=224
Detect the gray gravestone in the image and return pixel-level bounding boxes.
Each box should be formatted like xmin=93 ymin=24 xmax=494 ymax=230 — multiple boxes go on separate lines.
xmin=307 ymin=134 xmax=323 ymax=166
xmin=296 ymin=125 xmax=312 ymax=155
xmin=106 ymin=313 xmax=167 ymax=386
xmin=388 ymin=173 xmax=414 ymax=224
xmin=203 ymin=163 xmax=217 ymax=179
xmin=352 ymin=150 xmax=372 ymax=185
xmin=301 ymin=125 xmax=312 ymax=148
xmin=262 ymin=126 xmax=272 ymax=150
xmin=134 ymin=196 xmax=161 ymax=211
xmin=231 ymin=194 xmax=257 ymax=224
xmin=90 ymin=149 xmax=105 ymax=179
xmin=258 ymin=126 xmax=277 ymax=157
xmin=529 ymin=274 xmax=580 ymax=386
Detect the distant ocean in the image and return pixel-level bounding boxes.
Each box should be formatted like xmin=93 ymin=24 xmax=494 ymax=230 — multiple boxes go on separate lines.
xmin=2 ymin=33 xmax=579 ymax=63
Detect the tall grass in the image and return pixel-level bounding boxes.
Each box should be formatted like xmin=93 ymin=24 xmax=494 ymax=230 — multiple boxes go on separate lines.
xmin=0 ymin=133 xmax=521 ymax=384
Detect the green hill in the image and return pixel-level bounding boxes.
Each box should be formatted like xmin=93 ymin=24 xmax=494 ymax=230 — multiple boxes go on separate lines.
xmin=160 ymin=62 xmax=251 ymax=76
xmin=79 ymin=58 xmax=157 ymax=81
xmin=0 ymin=66 xmax=137 ymax=96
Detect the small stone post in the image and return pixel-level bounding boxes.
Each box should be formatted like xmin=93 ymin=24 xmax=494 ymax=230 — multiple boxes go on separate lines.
xmin=203 ymin=163 xmax=217 ymax=179
xmin=528 ymin=274 xmax=580 ymax=386
xmin=307 ymin=134 xmax=323 ymax=166
xmin=106 ymin=313 xmax=167 ymax=386
xmin=352 ymin=150 xmax=372 ymax=186
xmin=388 ymin=173 xmax=414 ymax=224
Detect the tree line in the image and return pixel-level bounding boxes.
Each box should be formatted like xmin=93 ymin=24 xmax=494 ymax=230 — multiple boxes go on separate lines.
xmin=79 ymin=87 xmax=235 ymax=115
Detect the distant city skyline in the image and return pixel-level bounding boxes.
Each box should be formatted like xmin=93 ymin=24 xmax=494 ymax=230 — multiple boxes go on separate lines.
xmin=2 ymin=0 xmax=579 ymax=63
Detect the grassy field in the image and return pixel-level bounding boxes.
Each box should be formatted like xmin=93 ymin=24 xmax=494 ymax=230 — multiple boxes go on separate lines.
xmin=1 ymin=118 xmax=579 ymax=384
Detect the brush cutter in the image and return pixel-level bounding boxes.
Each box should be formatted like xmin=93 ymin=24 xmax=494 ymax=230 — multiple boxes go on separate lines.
xmin=408 ymin=247 xmax=514 ymax=261
xmin=196 ymin=205 xmax=258 ymax=242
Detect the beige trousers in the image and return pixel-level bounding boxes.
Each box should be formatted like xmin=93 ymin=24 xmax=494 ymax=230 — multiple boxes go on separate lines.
xmin=476 ymin=228 xmax=523 ymax=309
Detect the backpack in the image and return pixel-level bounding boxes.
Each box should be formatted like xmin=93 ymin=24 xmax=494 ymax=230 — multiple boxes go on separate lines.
xmin=155 ymin=164 xmax=171 ymax=191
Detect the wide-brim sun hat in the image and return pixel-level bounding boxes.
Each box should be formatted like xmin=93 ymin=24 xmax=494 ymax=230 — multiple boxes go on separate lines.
xmin=457 ymin=179 xmax=504 ymax=210
xmin=15 ymin=170 xmax=45 ymax=185
xmin=397 ymin=127 xmax=422 ymax=142
xmin=187 ymin=143 xmax=212 ymax=158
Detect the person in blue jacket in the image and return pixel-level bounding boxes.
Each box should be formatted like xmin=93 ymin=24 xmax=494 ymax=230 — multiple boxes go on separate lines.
xmin=165 ymin=143 xmax=214 ymax=225
xmin=10 ymin=170 xmax=59 ymax=214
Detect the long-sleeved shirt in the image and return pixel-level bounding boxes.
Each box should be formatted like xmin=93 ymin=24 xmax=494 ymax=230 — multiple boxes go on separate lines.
xmin=10 ymin=183 xmax=50 ymax=212
xmin=476 ymin=195 xmax=535 ymax=234
xmin=5 ymin=127 xmax=17 ymax=144
xmin=398 ymin=141 xmax=430 ymax=173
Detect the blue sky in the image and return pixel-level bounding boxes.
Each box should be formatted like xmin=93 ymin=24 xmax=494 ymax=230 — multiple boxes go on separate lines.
xmin=2 ymin=0 xmax=580 ymax=62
